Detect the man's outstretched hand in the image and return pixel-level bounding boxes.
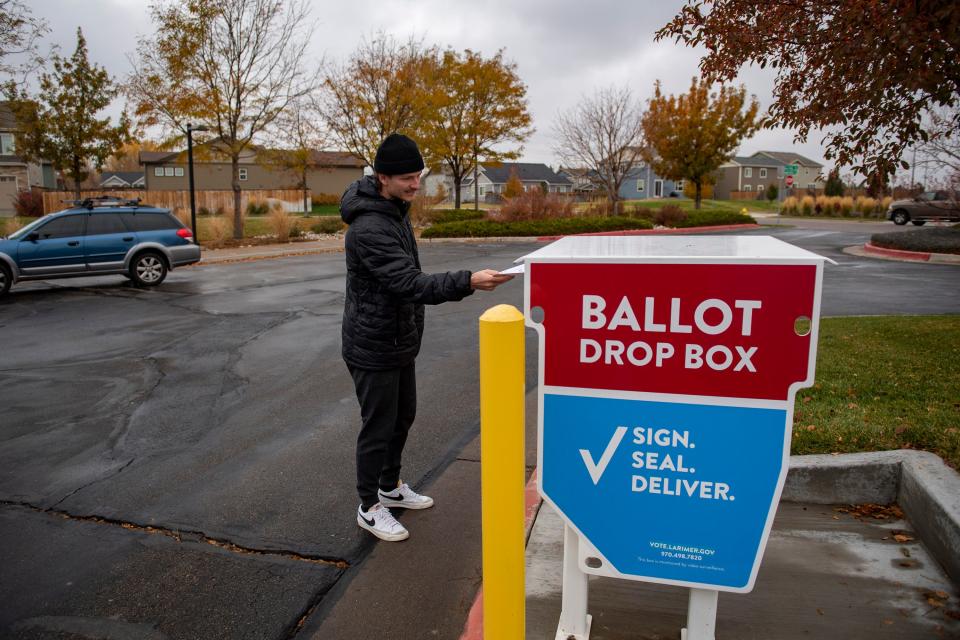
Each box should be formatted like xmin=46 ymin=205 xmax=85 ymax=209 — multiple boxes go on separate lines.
xmin=470 ymin=269 xmax=515 ymax=291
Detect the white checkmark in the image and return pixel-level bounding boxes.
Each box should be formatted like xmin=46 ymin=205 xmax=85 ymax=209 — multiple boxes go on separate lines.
xmin=580 ymin=426 xmax=628 ymax=485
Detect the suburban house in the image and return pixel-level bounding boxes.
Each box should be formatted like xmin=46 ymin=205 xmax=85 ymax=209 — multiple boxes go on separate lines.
xmin=752 ymin=151 xmax=824 ymax=193
xmin=140 ymin=142 xmax=364 ymax=198
xmin=98 ymin=171 xmax=145 ymax=188
xmin=617 ymin=161 xmax=683 ymax=200
xmin=713 ymin=151 xmax=825 ymax=200
xmin=556 ymin=167 xmax=599 ymax=194
xmin=558 ymin=152 xmax=682 ymax=201
xmin=713 ymin=156 xmax=785 ymax=200
xmin=0 ymin=101 xmax=57 ymax=216
xmin=455 ymin=162 xmax=573 ymax=202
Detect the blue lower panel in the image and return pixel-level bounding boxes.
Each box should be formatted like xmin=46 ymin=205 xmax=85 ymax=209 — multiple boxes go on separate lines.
xmin=542 ymin=393 xmax=787 ymax=589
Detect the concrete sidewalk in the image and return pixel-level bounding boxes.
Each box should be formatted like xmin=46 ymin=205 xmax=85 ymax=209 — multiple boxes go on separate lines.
xmin=525 ymin=502 xmax=958 ymax=639
xmin=507 ymin=451 xmax=960 ymax=639
xmin=194 ymin=237 xmax=346 ymax=264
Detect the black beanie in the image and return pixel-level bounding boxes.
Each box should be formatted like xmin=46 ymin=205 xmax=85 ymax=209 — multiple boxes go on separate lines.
xmin=373 ymin=133 xmax=424 ymax=176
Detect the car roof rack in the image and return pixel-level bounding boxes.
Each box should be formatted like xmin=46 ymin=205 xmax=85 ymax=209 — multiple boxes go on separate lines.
xmin=64 ymin=195 xmax=144 ymax=210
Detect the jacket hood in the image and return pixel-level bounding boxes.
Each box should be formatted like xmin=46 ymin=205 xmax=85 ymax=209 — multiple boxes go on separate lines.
xmin=340 ymin=175 xmax=409 ymax=224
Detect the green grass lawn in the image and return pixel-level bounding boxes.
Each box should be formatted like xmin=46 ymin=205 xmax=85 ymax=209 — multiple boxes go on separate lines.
xmin=311 ymin=203 xmax=341 ymax=216
xmin=793 ymin=315 xmax=960 ymax=468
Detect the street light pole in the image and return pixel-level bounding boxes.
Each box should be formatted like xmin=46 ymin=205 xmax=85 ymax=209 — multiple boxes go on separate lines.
xmin=186 ymin=123 xmax=209 ymax=244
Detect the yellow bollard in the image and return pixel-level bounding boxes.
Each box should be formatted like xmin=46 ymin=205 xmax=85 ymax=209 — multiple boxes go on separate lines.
xmin=479 ymin=304 xmax=526 ymax=640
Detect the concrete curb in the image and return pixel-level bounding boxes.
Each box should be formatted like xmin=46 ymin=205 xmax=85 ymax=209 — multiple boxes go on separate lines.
xmin=784 ymin=449 xmax=960 ymax=584
xmin=845 ymin=243 xmax=960 ymax=264
xmin=459 ymin=470 xmax=541 ymax=640
xmin=459 ymin=450 xmax=960 ymax=638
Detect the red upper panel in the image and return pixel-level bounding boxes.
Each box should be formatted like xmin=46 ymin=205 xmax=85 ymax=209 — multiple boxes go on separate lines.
xmin=529 ymin=262 xmax=817 ymax=401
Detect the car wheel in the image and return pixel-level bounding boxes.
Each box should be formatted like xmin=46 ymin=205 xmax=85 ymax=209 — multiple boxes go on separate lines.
xmin=129 ymin=251 xmax=168 ymax=287
xmin=911 ymin=220 xmax=926 ymax=226
xmin=0 ymin=263 xmax=11 ymax=297
xmin=891 ymin=209 xmax=910 ymax=225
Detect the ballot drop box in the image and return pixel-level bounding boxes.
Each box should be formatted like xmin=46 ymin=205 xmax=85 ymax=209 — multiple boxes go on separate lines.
xmin=521 ymin=235 xmax=830 ymax=639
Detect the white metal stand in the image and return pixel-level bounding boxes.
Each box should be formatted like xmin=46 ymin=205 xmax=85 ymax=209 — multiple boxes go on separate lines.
xmin=680 ymin=588 xmax=718 ymax=640
xmin=555 ymin=525 xmax=592 ymax=640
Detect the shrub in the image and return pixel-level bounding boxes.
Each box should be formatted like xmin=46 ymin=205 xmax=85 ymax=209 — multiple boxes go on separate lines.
xmin=312 ymin=192 xmax=340 ymax=206
xmin=782 ymin=196 xmax=799 ymax=215
xmin=268 ymin=204 xmax=293 ymax=240
xmin=500 ymin=189 xmax=574 ymax=222
xmin=425 ymin=209 xmax=486 ymax=224
xmin=800 ymin=195 xmax=814 ymax=216
xmin=674 ymin=211 xmax=755 ymax=228
xmin=421 ymin=216 xmax=652 ymax=239
xmin=814 ymin=195 xmax=828 ymax=214
xmin=246 ymin=200 xmax=270 ymax=216
xmin=503 ymin=171 xmax=524 ymax=198
xmin=581 ymin=199 xmax=617 ymax=217
xmin=13 ymin=190 xmax=44 ymax=217
xmin=766 ymin=184 xmax=778 ymax=202
xmin=311 ymin=217 xmax=345 ymax=235
xmin=655 ymin=205 xmax=688 ymax=227
xmin=881 ymin=196 xmax=893 ymax=213
xmin=198 ymin=206 xmax=214 ymax=217
xmin=870 ymin=227 xmax=960 ymax=255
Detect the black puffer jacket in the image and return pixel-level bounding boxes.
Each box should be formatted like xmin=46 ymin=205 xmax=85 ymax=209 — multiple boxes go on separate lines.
xmin=340 ymin=176 xmax=474 ymax=370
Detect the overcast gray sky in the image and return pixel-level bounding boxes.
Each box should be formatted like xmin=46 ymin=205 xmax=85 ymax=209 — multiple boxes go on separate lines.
xmin=25 ymin=0 xmax=831 ymax=169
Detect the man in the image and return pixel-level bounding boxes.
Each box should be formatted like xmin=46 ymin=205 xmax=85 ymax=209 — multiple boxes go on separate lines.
xmin=340 ymin=133 xmax=513 ymax=541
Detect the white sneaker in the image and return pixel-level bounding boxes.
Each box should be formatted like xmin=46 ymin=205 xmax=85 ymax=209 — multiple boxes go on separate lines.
xmin=378 ymin=482 xmax=435 ymax=510
xmin=357 ymin=503 xmax=409 ymax=541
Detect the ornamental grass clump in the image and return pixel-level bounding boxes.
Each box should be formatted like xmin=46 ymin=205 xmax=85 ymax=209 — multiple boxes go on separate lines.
xmin=782 ymin=196 xmax=798 ymax=215
xmin=855 ymin=197 xmax=877 ymax=217
xmin=800 ymin=195 xmax=814 ymax=215
xmin=840 ymin=196 xmax=854 ymax=216
xmin=268 ymin=203 xmax=294 ymax=240
xmin=206 ymin=214 xmax=233 ymax=245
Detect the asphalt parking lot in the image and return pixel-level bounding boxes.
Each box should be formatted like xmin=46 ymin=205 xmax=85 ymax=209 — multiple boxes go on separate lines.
xmin=0 ymin=227 xmax=957 ymax=639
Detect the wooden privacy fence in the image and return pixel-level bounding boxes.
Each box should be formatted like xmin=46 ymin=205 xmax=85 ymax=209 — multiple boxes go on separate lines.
xmin=42 ymin=189 xmax=310 ymax=215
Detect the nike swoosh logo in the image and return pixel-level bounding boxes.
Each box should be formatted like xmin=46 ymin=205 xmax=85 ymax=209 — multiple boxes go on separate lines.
xmin=360 ymin=513 xmax=376 ymax=526
xmin=580 ymin=426 xmax=628 ymax=485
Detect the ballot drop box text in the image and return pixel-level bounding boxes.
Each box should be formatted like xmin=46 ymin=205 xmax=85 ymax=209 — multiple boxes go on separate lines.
xmin=522 ymin=235 xmax=829 ymax=593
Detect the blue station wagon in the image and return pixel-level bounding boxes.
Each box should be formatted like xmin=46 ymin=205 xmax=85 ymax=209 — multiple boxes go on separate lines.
xmin=0 ymin=197 xmax=201 ymax=297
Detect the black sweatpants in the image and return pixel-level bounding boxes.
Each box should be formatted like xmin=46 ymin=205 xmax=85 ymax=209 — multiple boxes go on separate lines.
xmin=348 ymin=362 xmax=417 ymax=509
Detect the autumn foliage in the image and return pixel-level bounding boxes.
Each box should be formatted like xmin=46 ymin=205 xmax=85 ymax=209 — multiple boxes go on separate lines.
xmin=642 ymin=77 xmax=759 ymax=209
xmin=657 ymin=1 xmax=960 ymax=180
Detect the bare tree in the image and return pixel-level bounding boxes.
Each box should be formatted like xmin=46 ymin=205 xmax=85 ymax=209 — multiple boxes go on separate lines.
xmin=318 ymin=32 xmax=429 ymax=169
xmin=914 ymin=107 xmax=960 ymax=193
xmin=128 ymin=0 xmax=319 ymax=238
xmin=0 ymin=0 xmax=49 ymax=81
xmin=262 ymin=95 xmax=329 ymax=214
xmin=553 ymin=87 xmax=646 ymax=214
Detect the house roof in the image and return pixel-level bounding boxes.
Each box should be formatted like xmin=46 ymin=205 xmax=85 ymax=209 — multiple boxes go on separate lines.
xmin=726 ymin=156 xmax=784 ymax=168
xmin=140 ymin=145 xmax=364 ymax=168
xmin=100 ymin=171 xmax=145 ymax=185
xmin=480 ymin=162 xmax=572 ymax=185
xmin=753 ymin=151 xmax=824 ymax=168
